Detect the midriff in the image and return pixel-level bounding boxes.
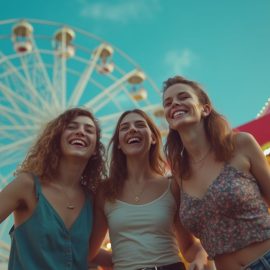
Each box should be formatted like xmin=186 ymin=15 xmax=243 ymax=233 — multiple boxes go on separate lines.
xmin=215 ymin=239 xmax=270 ymax=270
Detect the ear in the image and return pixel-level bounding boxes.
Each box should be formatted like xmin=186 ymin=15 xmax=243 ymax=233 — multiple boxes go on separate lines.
xmin=117 ymin=144 xmax=121 ymax=149
xmin=151 ymin=134 xmax=157 ymax=145
xmin=202 ymin=104 xmax=211 ymax=117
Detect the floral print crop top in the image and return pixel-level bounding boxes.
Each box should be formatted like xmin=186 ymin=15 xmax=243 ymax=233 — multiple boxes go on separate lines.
xmin=180 ymin=163 xmax=270 ymax=259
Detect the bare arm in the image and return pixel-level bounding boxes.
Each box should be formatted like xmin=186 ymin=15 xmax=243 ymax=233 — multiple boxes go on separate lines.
xmin=88 ymin=187 xmax=112 ymax=267
xmin=171 ymin=178 xmax=215 ymax=270
xmin=236 ymin=132 xmax=270 ymax=205
xmin=0 ymin=173 xmax=34 ymax=224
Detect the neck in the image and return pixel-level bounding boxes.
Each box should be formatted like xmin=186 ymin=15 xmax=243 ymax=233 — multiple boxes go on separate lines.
xmin=126 ymin=156 xmax=156 ymax=183
xmin=178 ymin=124 xmax=211 ymax=161
xmin=55 ymin=157 xmax=88 ymax=187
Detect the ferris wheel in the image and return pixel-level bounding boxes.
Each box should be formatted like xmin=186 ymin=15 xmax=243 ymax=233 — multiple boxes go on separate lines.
xmin=0 ymin=18 xmax=168 ymax=265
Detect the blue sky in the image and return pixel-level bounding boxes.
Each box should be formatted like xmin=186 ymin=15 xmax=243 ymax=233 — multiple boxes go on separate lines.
xmin=0 ymin=0 xmax=270 ymax=251
xmin=2 ymin=0 xmax=270 ymax=128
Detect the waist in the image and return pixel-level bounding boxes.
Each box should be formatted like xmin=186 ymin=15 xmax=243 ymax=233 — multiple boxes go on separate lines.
xmin=137 ymin=262 xmax=185 ymax=270
xmin=215 ymin=239 xmax=270 ymax=270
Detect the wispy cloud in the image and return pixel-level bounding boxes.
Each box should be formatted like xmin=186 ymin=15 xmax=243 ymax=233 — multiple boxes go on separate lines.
xmin=79 ymin=0 xmax=161 ymax=23
xmin=164 ymin=49 xmax=195 ymax=75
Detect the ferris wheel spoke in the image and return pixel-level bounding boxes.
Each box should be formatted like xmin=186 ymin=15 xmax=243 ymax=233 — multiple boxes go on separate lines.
xmin=0 ymin=51 xmax=52 ymax=115
xmin=0 ymin=127 xmax=31 ymax=142
xmin=0 ymin=125 xmax=38 ymax=131
xmin=0 ymin=150 xmax=25 ymax=168
xmin=87 ymin=78 xmax=128 ymax=112
xmin=18 ymin=53 xmax=55 ymax=112
xmin=84 ymin=69 xmax=138 ymax=109
xmin=53 ymin=56 xmax=66 ymax=109
xmin=99 ymin=111 xmax=123 ymax=122
xmin=0 ymin=136 xmax=35 ymax=154
xmin=1 ymin=108 xmax=28 ymax=129
xmin=0 ymin=82 xmax=46 ymax=117
xmin=0 ymin=105 xmax=40 ymax=123
xmin=30 ymin=38 xmax=57 ymax=101
xmin=0 ymin=82 xmax=37 ymax=124
xmin=68 ymin=44 xmax=104 ymax=107
xmin=0 ymin=19 xmax=165 ymax=255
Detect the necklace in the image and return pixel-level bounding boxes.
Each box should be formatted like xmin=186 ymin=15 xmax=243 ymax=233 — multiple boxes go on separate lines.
xmin=129 ymin=181 xmax=145 ymax=202
xmin=59 ymin=184 xmax=76 ymax=210
xmin=190 ymin=147 xmax=212 ymax=164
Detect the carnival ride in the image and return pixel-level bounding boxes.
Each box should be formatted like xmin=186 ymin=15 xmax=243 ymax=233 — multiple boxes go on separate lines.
xmin=0 ymin=18 xmax=269 ymax=268
xmin=236 ymin=99 xmax=270 ymax=163
xmin=0 ymin=18 xmax=168 ymax=267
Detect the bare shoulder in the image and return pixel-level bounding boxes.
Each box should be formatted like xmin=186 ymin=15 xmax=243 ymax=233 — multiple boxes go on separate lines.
xmin=234 ymin=132 xmax=260 ymax=157
xmin=0 ymin=172 xmax=36 ymax=222
xmin=12 ymin=172 xmax=35 ymax=192
xmin=234 ymin=132 xmax=256 ymax=148
xmin=232 ymin=131 xmax=267 ymax=170
xmin=15 ymin=172 xmax=35 ymax=185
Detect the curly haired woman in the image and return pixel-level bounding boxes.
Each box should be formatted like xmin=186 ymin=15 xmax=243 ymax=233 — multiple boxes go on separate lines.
xmin=0 ymin=108 xmax=107 ymax=270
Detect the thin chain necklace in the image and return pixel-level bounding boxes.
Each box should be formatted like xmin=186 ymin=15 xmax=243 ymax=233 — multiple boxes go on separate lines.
xmin=58 ymin=184 xmax=77 ymax=210
xmin=128 ymin=181 xmax=145 ymax=202
xmin=190 ymin=147 xmax=212 ymax=164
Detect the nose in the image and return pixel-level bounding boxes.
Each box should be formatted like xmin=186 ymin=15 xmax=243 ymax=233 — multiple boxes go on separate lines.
xmin=171 ymin=97 xmax=181 ymax=107
xmin=128 ymin=124 xmax=137 ymax=133
xmin=75 ymin=125 xmax=86 ymax=136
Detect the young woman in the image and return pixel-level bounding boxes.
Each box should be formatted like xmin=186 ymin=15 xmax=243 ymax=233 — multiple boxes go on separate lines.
xmin=162 ymin=75 xmax=270 ymax=270
xmin=0 ymin=108 xmax=107 ymax=270
xmin=89 ymin=109 xmax=210 ymax=270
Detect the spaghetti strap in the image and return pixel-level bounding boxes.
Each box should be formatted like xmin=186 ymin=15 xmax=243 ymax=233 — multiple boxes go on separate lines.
xmin=32 ymin=175 xmax=41 ymax=198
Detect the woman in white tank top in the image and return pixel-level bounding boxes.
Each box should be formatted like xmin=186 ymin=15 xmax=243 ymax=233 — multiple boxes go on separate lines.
xmin=88 ymin=109 xmax=213 ymax=270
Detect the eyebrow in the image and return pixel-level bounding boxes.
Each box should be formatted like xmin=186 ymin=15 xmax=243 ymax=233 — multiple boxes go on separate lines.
xmin=69 ymin=121 xmax=96 ymax=129
xmin=120 ymin=120 xmax=146 ymax=126
xmin=163 ymin=92 xmax=189 ymax=103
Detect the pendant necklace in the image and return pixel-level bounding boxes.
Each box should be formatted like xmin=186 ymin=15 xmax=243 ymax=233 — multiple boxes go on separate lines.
xmin=129 ymin=181 xmax=145 ymax=202
xmin=59 ymin=184 xmax=76 ymax=210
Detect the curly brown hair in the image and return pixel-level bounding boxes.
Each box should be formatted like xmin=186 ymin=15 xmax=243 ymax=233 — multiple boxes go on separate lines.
xmin=104 ymin=109 xmax=166 ymax=201
xmin=16 ymin=108 xmax=107 ymax=192
xmin=163 ymin=76 xmax=236 ymax=179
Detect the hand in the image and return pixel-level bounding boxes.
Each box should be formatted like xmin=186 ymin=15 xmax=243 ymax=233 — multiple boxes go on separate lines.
xmin=188 ymin=261 xmax=204 ymax=270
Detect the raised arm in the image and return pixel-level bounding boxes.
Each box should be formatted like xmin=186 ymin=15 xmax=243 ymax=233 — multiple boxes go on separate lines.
xmin=0 ymin=173 xmax=35 ymax=224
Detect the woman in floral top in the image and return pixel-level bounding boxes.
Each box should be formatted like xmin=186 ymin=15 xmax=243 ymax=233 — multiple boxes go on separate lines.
xmin=162 ymin=75 xmax=270 ymax=270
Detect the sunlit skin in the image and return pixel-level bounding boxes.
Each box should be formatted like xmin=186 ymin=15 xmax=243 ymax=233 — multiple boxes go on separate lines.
xmin=60 ymin=115 xmax=97 ymax=162
xmin=0 ymin=115 xmax=98 ymax=231
xmin=88 ymin=110 xmax=211 ymax=270
xmin=163 ymin=83 xmax=209 ymax=131
xmin=118 ymin=113 xmax=156 ymax=159
xmin=162 ymin=81 xmax=270 ymax=270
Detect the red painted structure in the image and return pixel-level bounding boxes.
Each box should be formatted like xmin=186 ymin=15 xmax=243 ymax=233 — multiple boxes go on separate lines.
xmin=236 ymin=113 xmax=270 ymax=146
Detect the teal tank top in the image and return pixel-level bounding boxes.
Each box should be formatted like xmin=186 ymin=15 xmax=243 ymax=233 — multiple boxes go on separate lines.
xmin=8 ymin=175 xmax=93 ymax=270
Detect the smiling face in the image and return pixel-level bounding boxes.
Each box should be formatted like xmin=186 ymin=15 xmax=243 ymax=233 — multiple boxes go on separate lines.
xmin=163 ymin=83 xmax=210 ymax=130
xmin=118 ymin=112 xmax=156 ymax=157
xmin=60 ymin=115 xmax=97 ymax=160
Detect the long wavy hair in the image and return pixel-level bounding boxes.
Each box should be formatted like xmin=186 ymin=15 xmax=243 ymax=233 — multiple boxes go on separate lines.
xmin=16 ymin=108 xmax=107 ymax=193
xmin=163 ymin=76 xmax=235 ymax=179
xmin=104 ymin=109 xmax=166 ymax=201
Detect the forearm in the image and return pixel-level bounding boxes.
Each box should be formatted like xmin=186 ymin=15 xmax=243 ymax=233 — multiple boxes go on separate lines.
xmin=184 ymin=241 xmax=207 ymax=263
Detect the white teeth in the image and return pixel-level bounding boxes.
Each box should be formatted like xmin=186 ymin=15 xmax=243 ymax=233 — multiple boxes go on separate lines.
xmin=173 ymin=110 xmax=186 ymax=119
xmin=127 ymin=137 xmax=141 ymax=144
xmin=70 ymin=139 xmax=86 ymax=146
